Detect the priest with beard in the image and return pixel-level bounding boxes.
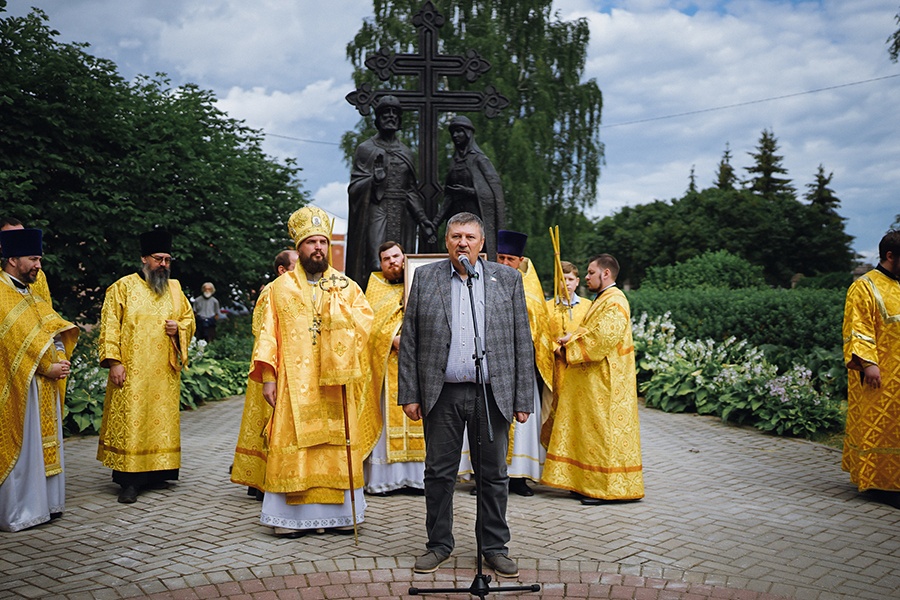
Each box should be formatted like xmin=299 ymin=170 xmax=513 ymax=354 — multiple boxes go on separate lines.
xmin=97 ymin=228 xmax=195 ymax=504
xmin=251 ymin=206 xmax=373 ymax=537
xmin=356 ymin=241 xmax=425 ymax=495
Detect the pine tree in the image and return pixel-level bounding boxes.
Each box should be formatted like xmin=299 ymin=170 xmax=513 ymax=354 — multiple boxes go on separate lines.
xmin=744 ymin=129 xmax=795 ymax=198
xmin=889 ymin=6 xmax=900 ymax=62
xmin=688 ymin=165 xmax=698 ymax=194
xmin=714 ymin=143 xmax=737 ymax=190
xmin=804 ymin=165 xmax=839 ymax=212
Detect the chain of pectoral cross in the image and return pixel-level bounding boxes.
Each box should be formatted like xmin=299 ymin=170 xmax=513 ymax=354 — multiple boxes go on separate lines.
xmin=308 ymin=273 xmax=350 ymax=345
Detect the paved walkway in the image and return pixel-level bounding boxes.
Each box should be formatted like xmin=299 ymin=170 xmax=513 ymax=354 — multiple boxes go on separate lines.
xmin=1 ymin=397 xmax=898 ymax=600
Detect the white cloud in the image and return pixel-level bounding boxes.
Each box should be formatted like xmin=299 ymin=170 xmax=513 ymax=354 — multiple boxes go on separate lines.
xmin=310 ymin=181 xmax=351 ymax=226
xmin=559 ymin=0 xmax=900 ymax=254
xmin=155 ymin=0 xmax=370 ymax=88
xmin=217 ymin=80 xmax=354 ymax=132
xmin=7 ymin=0 xmax=899 ymax=256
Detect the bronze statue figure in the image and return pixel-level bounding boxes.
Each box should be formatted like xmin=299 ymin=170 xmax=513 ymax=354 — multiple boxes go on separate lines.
xmin=432 ymin=116 xmax=505 ymax=260
xmin=347 ymin=96 xmax=434 ymax=288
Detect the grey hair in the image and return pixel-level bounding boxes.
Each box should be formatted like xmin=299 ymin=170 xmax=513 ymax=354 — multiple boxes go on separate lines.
xmin=446 ymin=212 xmax=484 ymax=238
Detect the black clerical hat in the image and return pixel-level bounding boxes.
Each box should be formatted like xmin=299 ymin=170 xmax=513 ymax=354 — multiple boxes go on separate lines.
xmin=140 ymin=228 xmax=173 ymax=256
xmin=497 ymin=230 xmax=527 ymax=257
xmin=0 ymin=229 xmax=43 ymax=259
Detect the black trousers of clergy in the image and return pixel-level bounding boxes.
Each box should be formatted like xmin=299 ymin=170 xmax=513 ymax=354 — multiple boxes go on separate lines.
xmin=422 ymin=382 xmax=511 ymax=558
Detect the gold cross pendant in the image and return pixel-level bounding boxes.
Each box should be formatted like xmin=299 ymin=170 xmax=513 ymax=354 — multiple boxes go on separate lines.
xmin=309 ymin=315 xmax=322 ymax=345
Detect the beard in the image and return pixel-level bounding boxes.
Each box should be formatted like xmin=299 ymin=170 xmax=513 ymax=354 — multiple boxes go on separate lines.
xmin=299 ymin=252 xmax=328 ymax=275
xmin=383 ymin=265 xmax=404 ymax=283
xmin=21 ymin=269 xmax=38 ymax=285
xmin=143 ymin=263 xmax=170 ymax=296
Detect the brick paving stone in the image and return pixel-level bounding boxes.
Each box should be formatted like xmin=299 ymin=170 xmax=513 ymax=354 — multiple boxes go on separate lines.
xmin=3 ymin=399 xmax=899 ymax=600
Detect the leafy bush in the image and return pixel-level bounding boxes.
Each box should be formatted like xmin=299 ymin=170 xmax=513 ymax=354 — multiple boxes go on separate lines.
xmin=642 ymin=250 xmax=766 ymax=290
xmin=634 ymin=312 xmax=845 ymax=439
xmin=627 ymin=287 xmax=845 ymax=351
xmin=793 ymin=271 xmax=853 ymax=290
xmin=179 ymin=339 xmax=249 ymax=410
xmin=204 ymin=314 xmax=254 ymax=361
xmin=64 ymin=326 xmax=105 ymax=435
xmin=758 ymin=344 xmax=847 ymax=400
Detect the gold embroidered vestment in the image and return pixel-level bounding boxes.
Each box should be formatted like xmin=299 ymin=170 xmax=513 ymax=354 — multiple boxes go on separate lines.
xmin=541 ymin=286 xmax=644 ymax=500
xmin=231 ymin=283 xmax=275 ymax=492
xmin=355 ymin=272 xmax=424 ymax=464
xmin=0 ymin=273 xmax=78 ymax=484
xmin=97 ymin=274 xmax=195 ymax=473
xmin=842 ymin=269 xmax=900 ymax=492
xmin=249 ymin=266 xmax=373 ymax=505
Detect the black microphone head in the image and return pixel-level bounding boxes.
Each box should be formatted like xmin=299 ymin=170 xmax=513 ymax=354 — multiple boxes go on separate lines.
xmin=460 ymin=255 xmax=471 ymax=267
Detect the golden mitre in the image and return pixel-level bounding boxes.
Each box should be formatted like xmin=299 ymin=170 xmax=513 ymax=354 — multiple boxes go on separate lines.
xmin=287 ymin=206 xmax=331 ymax=247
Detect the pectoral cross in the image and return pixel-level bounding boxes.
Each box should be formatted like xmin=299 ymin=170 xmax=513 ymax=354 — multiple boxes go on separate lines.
xmin=309 ymin=315 xmax=322 ymax=345
xmin=318 ymin=272 xmax=350 ymax=292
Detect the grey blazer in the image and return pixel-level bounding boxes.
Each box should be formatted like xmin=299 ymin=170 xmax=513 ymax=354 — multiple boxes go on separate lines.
xmin=398 ymin=258 xmax=534 ymax=423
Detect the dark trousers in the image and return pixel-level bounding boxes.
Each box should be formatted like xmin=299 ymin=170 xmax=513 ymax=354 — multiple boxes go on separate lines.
xmin=422 ymin=382 xmax=510 ymax=558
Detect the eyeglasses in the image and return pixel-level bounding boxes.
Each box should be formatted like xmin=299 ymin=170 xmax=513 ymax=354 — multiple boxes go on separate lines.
xmin=148 ymin=254 xmax=173 ymax=265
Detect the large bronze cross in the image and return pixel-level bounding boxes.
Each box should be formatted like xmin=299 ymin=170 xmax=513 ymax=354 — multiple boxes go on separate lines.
xmin=345 ymin=0 xmax=509 ymax=252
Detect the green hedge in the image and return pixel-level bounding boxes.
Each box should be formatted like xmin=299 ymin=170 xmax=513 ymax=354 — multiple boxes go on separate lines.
xmin=627 ymin=287 xmax=845 ymax=351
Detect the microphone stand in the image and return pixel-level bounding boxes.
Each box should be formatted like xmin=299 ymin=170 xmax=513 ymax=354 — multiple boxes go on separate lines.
xmin=410 ymin=261 xmax=540 ymax=599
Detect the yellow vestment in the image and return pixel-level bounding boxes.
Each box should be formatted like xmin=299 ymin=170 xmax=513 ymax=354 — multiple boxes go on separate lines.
xmin=506 ymin=258 xmax=554 ymax=469
xmin=541 ymin=286 xmax=644 ymax=500
xmin=520 ymin=258 xmax=554 ymax=389
xmin=842 ymin=268 xmax=900 ymax=492
xmin=546 ymin=295 xmax=591 ymax=341
xmin=0 ymin=273 xmax=78 ymax=484
xmin=249 ymin=266 xmax=373 ymax=504
xmin=356 ymin=272 xmax=424 ymax=463
xmin=97 ymin=274 xmax=195 ymax=473
xmin=231 ymin=283 xmax=275 ymax=492
xmin=31 ymin=269 xmax=52 ymax=307
xmin=544 ymin=295 xmax=591 ymax=432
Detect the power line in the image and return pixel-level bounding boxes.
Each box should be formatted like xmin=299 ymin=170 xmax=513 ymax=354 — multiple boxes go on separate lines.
xmin=599 ymin=74 xmax=900 ymax=129
xmin=264 ymin=133 xmax=341 ymax=146
xmin=260 ymin=74 xmax=900 ymax=141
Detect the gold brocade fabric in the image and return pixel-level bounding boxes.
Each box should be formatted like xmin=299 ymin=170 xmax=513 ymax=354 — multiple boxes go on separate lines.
xmin=546 ymin=297 xmax=591 ymax=341
xmin=355 ymin=273 xmax=424 ymax=463
xmin=249 ymin=266 xmax=372 ymax=503
xmin=543 ymin=297 xmax=591 ymax=434
xmin=31 ymin=270 xmax=52 ymax=307
xmin=96 ymin=274 xmax=195 ymax=473
xmin=0 ymin=273 xmax=78 ymax=484
xmin=231 ymin=284 xmax=275 ymax=491
xmin=842 ymin=269 xmax=900 ymax=492
xmin=520 ymin=259 xmax=554 ymax=389
xmin=505 ymin=260 xmax=553 ymax=462
xmin=540 ymin=286 xmax=644 ymax=500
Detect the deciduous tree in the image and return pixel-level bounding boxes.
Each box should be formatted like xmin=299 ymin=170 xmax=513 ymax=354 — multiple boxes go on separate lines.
xmin=0 ymin=5 xmax=306 ymax=321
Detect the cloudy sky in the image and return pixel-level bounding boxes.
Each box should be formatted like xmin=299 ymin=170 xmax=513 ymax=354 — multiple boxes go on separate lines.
xmin=7 ymin=0 xmax=899 ymax=261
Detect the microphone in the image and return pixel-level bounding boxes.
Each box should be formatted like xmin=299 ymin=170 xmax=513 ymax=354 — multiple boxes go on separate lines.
xmin=459 ymin=255 xmax=478 ymax=279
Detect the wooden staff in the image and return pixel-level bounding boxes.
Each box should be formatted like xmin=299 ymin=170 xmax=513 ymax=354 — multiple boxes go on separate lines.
xmin=340 ymin=385 xmax=359 ymax=545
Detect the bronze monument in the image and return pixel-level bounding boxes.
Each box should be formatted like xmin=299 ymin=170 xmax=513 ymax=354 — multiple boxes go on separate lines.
xmin=346 ymin=96 xmax=433 ymax=287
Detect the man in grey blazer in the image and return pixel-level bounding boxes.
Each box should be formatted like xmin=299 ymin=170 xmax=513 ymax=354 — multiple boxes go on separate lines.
xmin=398 ymin=212 xmax=534 ymax=578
